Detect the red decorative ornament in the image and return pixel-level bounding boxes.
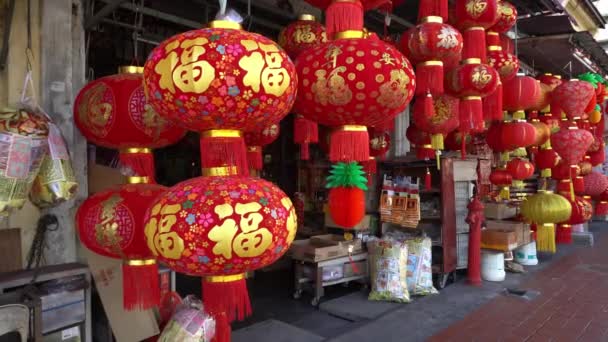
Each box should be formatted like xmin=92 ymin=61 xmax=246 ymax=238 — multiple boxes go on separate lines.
xmin=584 ymin=172 xmax=608 ymax=198
xmin=418 ymin=0 xmax=450 ymax=22
xmin=143 ymin=21 xmax=297 ymax=175
xmin=278 ymin=14 xmax=327 ymax=59
xmin=413 ymin=94 xmax=460 ymax=163
xmin=295 ymin=30 xmax=416 ymax=162
xmin=244 ymin=123 xmax=280 ymax=173
xmin=74 ymin=67 xmax=186 ymax=179
xmin=486 ymin=31 xmax=518 ymax=82
xmin=539 ymin=112 xmax=561 ymax=133
xmin=402 ymin=17 xmax=463 ymax=65
xmin=294 ymin=115 xmax=319 ymax=160
xmin=551 ymin=80 xmax=596 ymax=120
xmin=558 ymin=195 xmax=593 ymax=225
xmin=552 ymin=162 xmax=579 ymax=181
xmin=535 ymin=148 xmax=560 ymax=177
xmin=455 ymin=0 xmax=499 ymax=30
xmin=500 ymin=33 xmax=514 ymax=54
xmin=490 ymin=1 xmax=517 ymax=33
xmin=529 ymin=83 xmax=552 ymax=112
xmin=369 ymin=129 xmax=391 ymax=158
xmin=444 ymin=130 xmax=471 ymax=150
xmin=551 ymin=126 xmax=594 ymax=169
xmin=144 ymin=176 xmax=296 ymax=342
xmin=502 ymin=75 xmax=542 ymax=113
xmin=76 ymin=183 xmax=167 ymax=310
xmin=538 ymin=73 xmax=563 ymax=89
xmin=530 ymin=121 xmax=551 ymax=146
xmin=485 ymin=120 xmax=536 ymax=152
xmin=490 ymin=168 xmax=512 ymax=200
xmin=506 ymin=157 xmax=535 ymax=188
xmin=588 ymin=145 xmax=606 ymax=166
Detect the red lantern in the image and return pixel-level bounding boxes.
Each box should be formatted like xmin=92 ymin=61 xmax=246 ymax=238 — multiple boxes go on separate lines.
xmin=77 ymin=183 xmax=167 ymax=310
xmin=551 ymin=126 xmax=594 ymax=170
xmin=455 ymin=0 xmax=499 ymax=30
xmin=539 ymin=112 xmax=561 ymax=133
xmin=144 ymin=176 xmax=296 ymax=341
xmin=445 ymin=130 xmax=471 ymax=150
xmin=535 ymin=148 xmax=560 ymax=177
xmin=486 ymin=48 xmax=519 ymax=82
xmin=552 ymin=162 xmax=580 ymax=181
xmin=402 ymin=17 xmax=463 ymax=65
xmin=447 ymin=62 xmax=500 ymax=97
xmin=143 ymin=21 xmax=297 ymax=175
xmin=529 ymin=83 xmax=552 ymax=112
xmin=589 ymin=145 xmax=606 ymax=166
xmin=279 ymin=14 xmax=327 ymax=59
xmin=538 ymin=73 xmax=563 ymax=89
xmin=551 ymin=80 xmax=596 ymax=120
xmin=558 ymin=195 xmax=593 ymax=225
xmin=530 ymin=121 xmax=550 ymax=146
xmin=490 ymin=168 xmax=512 ymax=200
xmin=502 ymin=76 xmax=542 ymax=113
xmin=369 ymin=129 xmax=391 ymax=158
xmin=490 ymin=1 xmax=517 ymax=33
xmin=584 ymin=172 xmax=608 ymax=198
xmin=74 ymin=67 xmax=186 ymax=178
xmin=244 ymin=123 xmax=280 ymax=173
xmin=295 ymin=32 xmax=416 ymax=162
xmin=412 ymin=94 xmax=460 ymax=150
xmin=506 ymin=157 xmax=535 ymax=188
xmin=485 ymin=120 xmax=536 ymax=152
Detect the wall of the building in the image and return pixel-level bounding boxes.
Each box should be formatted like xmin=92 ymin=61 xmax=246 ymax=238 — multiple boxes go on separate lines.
xmin=0 ymin=0 xmax=86 ymax=266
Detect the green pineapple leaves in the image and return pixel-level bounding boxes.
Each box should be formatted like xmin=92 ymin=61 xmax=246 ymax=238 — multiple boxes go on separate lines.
xmin=577 ymin=72 xmax=607 ymax=88
xmin=326 ymin=162 xmax=368 ymax=191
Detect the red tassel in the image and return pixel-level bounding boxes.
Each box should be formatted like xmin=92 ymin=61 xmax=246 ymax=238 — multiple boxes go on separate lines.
xmin=422 ymin=93 xmax=436 ymax=118
xmin=461 ymin=97 xmax=484 ymax=133
xmin=555 ymin=224 xmax=572 ymax=244
xmin=294 ymin=115 xmax=318 ymax=160
xmin=119 ymin=149 xmax=156 ymax=181
xmin=200 ymin=133 xmax=249 ymax=176
xmin=123 ymin=261 xmax=160 ymax=311
xmin=463 ymin=27 xmax=487 ymax=62
xmin=326 ymin=0 xmax=364 ymax=40
xmin=362 ymin=158 xmax=377 ymax=183
xmin=483 ymin=82 xmax=503 ymax=122
xmin=203 ymin=277 xmax=252 ymax=322
xmin=247 ymin=146 xmax=263 ymax=171
xmin=486 ymin=31 xmax=501 ymax=47
xmin=330 ymin=126 xmax=370 ymax=162
xmin=425 ymin=168 xmax=432 ymax=190
xmin=415 ymin=62 xmax=444 ymax=96
xmin=212 ymin=312 xmax=231 ymax=342
xmin=418 ymin=0 xmax=448 ymax=22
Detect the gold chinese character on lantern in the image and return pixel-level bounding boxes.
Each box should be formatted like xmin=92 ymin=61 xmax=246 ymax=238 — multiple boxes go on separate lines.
xmin=95 ymin=194 xmax=123 ymax=250
xmin=145 ymin=203 xmax=185 ymax=259
xmin=78 ymin=83 xmax=112 ymax=134
xmin=281 ymin=197 xmax=297 ymax=244
xmin=239 ymin=40 xmax=291 ymax=96
xmin=294 ymin=25 xmax=317 ymax=44
xmin=466 ymin=0 xmax=488 ymax=19
xmin=471 ymin=65 xmax=493 ymax=88
xmin=324 ymin=45 xmax=343 ymax=68
xmin=154 ymin=38 xmax=216 ymax=94
xmin=208 ymin=202 xmax=273 ymax=259
xmin=379 ymin=53 xmax=396 ymax=66
xmin=312 ymin=67 xmax=353 ymax=106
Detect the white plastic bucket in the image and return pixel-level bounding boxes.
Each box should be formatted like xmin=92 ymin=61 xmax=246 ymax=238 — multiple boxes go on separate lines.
xmin=481 ymin=250 xmax=506 ymax=282
xmin=514 ymin=241 xmax=538 ymax=266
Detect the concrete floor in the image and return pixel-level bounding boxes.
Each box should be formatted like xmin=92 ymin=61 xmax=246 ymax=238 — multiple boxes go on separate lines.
xmin=178 ymin=223 xmax=604 ymax=341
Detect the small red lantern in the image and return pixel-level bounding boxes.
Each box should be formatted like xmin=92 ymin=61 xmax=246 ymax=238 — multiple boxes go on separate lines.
xmin=500 ymin=33 xmax=515 ymax=54
xmin=538 ymin=73 xmax=563 ymax=89
xmin=506 ymin=157 xmax=535 ymax=188
xmin=535 ymin=148 xmax=560 ymax=177
xmin=455 ymin=0 xmax=499 ymax=30
xmin=412 ymin=94 xmax=460 ymax=155
xmin=144 ymin=175 xmax=297 ymax=341
xmin=490 ymin=1 xmax=517 ymax=33
xmin=551 ymin=80 xmax=596 ymax=120
xmin=143 ymin=21 xmax=297 ymax=174
xmin=490 ymin=168 xmax=512 ymax=200
xmin=402 ymin=17 xmax=463 ymax=65
xmin=486 ymin=31 xmax=518 ymax=82
xmin=279 ymin=14 xmax=327 ymax=59
xmin=556 ymin=194 xmax=593 ymax=244
xmin=77 ymin=183 xmax=167 ymax=310
xmin=244 ymin=123 xmax=280 ymax=173
xmin=485 ymin=120 xmax=536 ymax=152
xmin=295 ymin=31 xmax=416 ymax=162
xmin=584 ymin=171 xmax=608 ymax=198
xmin=530 ymin=121 xmax=551 ymax=146
xmin=502 ymin=76 xmax=542 ymax=113
xmin=589 ymin=144 xmax=606 ymax=166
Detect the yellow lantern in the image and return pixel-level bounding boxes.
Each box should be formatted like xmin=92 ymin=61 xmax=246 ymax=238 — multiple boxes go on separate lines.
xmin=520 ymin=190 xmax=572 ymax=253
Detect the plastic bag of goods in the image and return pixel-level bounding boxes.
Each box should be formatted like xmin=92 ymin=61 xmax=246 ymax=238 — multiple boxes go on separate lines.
xmin=30 ymin=123 xmax=78 ymax=208
xmin=405 ymin=237 xmax=438 ymax=296
xmin=368 ymin=238 xmax=410 ymax=303
xmin=159 ymin=295 xmax=215 ymax=342
xmin=0 ymin=108 xmax=49 ymax=215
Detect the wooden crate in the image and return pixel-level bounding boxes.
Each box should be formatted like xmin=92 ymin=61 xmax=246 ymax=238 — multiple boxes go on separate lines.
xmin=290 ymin=237 xmax=362 ymax=262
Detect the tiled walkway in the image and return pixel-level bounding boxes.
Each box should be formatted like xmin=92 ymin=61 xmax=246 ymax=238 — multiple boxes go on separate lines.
xmin=431 ymin=227 xmax=608 ymax=342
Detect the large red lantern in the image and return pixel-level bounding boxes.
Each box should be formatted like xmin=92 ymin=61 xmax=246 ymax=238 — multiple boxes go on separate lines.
xmin=584 ymin=171 xmax=608 ymax=198
xmin=502 ymin=75 xmax=542 ymax=113
xmin=76 ymin=183 xmax=167 ymax=310
xmin=486 ymin=32 xmax=518 ymax=82
xmin=485 ymin=120 xmax=536 ymax=152
xmin=244 ymin=123 xmax=280 ymax=173
xmin=455 ymin=0 xmax=499 ymax=31
xmin=144 ymin=175 xmax=296 ymax=341
xmin=74 ymin=67 xmax=186 ymax=178
xmin=551 ymin=126 xmax=594 ymax=170
xmin=551 ymin=80 xmax=596 ymax=120
xmin=143 ymin=21 xmax=297 ymax=174
xmin=279 ymin=14 xmax=327 ymax=59
xmin=490 ymin=1 xmax=517 ymax=33
xmin=506 ymin=157 xmax=535 ymax=188
xmin=295 ymin=31 xmax=416 ymax=162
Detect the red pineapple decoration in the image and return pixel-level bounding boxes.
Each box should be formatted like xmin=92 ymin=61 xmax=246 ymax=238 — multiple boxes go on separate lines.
xmin=74 ymin=67 xmax=186 ymax=180
xmin=295 ymin=2 xmax=415 ymax=162
xmin=326 ymin=162 xmax=368 ymax=228
xmin=143 ymin=20 xmax=297 ymax=175
xmin=244 ymin=123 xmax=280 ymax=174
xmin=279 ymin=15 xmax=327 ymax=160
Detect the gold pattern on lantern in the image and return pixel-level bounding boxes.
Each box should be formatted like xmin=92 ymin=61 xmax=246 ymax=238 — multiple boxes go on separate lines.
xmin=303 ymin=67 xmax=310 ymax=75
xmin=356 ymin=51 xmax=365 ymax=57
xmin=356 ymin=82 xmax=365 ymax=90
xmin=155 ymin=38 xmax=216 ymax=94
xmin=379 ymin=53 xmax=396 ymax=65
xmin=145 ymin=203 xmax=184 ymax=259
xmin=374 ymin=62 xmax=382 ymax=69
xmin=377 ymin=69 xmax=411 ymax=109
xmin=346 ymin=57 xmax=354 ymax=64
xmin=79 ymin=83 xmax=113 ymax=136
xmin=375 ymin=74 xmax=385 ymax=83
xmin=500 ymin=3 xmax=514 ymax=16
xmin=324 ymin=45 xmax=343 ymax=68
xmin=371 ymin=50 xmax=380 ymax=56
xmin=431 ymin=97 xmax=450 ymax=125
xmin=312 ymin=67 xmax=352 ymax=105
xmin=95 ymin=194 xmax=123 ymax=252
xmin=348 ymin=73 xmax=356 ymax=81
xmin=239 ymin=40 xmax=291 ymax=96
xmin=471 ymin=65 xmax=492 ymax=88
xmin=437 ymin=26 xmax=460 ymax=49
xmin=208 ymin=202 xmax=273 ymax=259
xmin=356 ymin=63 xmax=365 ymax=71
xmin=356 ymin=93 xmax=366 ymax=100
xmin=294 ymin=25 xmax=317 ymax=44
xmin=281 ymin=197 xmax=297 ymax=244
xmin=371 ymin=135 xmax=388 ymax=149
xmin=466 ymin=0 xmax=488 ymax=18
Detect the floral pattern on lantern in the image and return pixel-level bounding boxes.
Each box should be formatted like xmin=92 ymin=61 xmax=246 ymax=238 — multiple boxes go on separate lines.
xmin=144 ymin=24 xmax=297 ymax=133
xmin=144 ymin=176 xmax=296 ymax=276
xmin=583 ymin=171 xmax=608 ymax=198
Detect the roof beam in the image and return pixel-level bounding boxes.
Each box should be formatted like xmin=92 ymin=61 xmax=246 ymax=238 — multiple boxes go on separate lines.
xmin=85 ymin=0 xmax=127 ymax=29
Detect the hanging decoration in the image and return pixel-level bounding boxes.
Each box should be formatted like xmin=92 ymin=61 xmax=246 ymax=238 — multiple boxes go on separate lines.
xmin=295 ymin=0 xmax=415 ymax=162
xmin=520 ymin=190 xmax=572 ymax=253
xmin=551 ymin=80 xmax=596 ymax=121
xmin=326 ymin=162 xmax=368 ymax=228
xmin=363 ymin=128 xmax=391 ymax=182
xmin=555 ymin=194 xmax=593 ymax=244
xmin=583 ymin=171 xmax=608 ymax=198
xmin=489 ymin=168 xmax=512 ymax=201
xmin=551 ymin=124 xmax=594 ymax=200
xmin=506 ymin=157 xmax=534 ymax=189
xmin=244 ymin=123 xmax=280 ymax=174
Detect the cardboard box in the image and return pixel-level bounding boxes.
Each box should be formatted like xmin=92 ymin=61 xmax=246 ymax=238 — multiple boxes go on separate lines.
xmin=484 ymin=202 xmax=517 ymax=220
xmin=310 ymin=234 xmax=363 ymax=252
xmin=481 ymin=228 xmax=518 ymax=251
xmin=325 ymin=213 xmax=372 ymax=230
xmin=88 ymin=162 xmax=124 ymax=194
xmin=290 ymin=236 xmax=362 ymax=262
xmin=485 ymin=220 xmax=531 ymax=246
